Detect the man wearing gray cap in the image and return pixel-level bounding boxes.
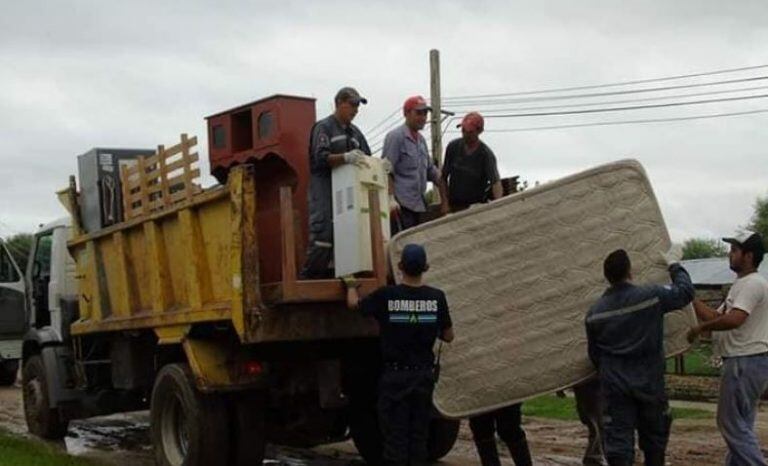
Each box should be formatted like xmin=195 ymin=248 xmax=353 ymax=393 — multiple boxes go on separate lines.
xmin=300 ymin=87 xmax=372 ymax=279
xmin=688 ymin=232 xmax=768 ymax=465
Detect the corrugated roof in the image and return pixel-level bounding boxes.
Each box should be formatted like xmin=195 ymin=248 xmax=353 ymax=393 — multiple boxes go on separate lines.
xmin=680 ymin=257 xmax=768 ymax=286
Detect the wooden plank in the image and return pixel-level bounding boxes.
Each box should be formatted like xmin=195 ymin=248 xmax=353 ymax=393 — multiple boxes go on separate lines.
xmin=162 ymin=135 xmax=198 ymax=159
xmin=178 ymin=208 xmax=212 ymax=310
xmin=368 ymin=190 xmax=387 ymax=287
xmin=157 ymin=144 xmax=171 ymax=208
xmin=120 ymin=164 xmax=132 ymax=222
xmin=137 ymin=155 xmax=150 ymax=216
xmin=166 ymin=169 xmax=201 ymax=192
xmin=280 ymin=186 xmax=297 ymax=288
xmin=261 ymin=278 xmax=381 ymax=304
xmin=164 ymin=152 xmax=199 ymax=173
xmin=181 ymin=134 xmax=195 ymax=202
xmin=112 ymin=231 xmax=137 ymax=318
xmin=144 ymin=220 xmax=173 ymax=312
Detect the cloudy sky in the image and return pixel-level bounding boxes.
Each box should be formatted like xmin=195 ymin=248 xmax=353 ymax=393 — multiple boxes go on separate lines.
xmin=1 ymin=1 xmax=766 ymax=242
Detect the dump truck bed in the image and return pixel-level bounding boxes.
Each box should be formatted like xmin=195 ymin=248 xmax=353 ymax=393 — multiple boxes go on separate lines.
xmin=389 ymin=160 xmax=696 ymax=418
xmin=67 ymin=166 xmax=382 ymax=344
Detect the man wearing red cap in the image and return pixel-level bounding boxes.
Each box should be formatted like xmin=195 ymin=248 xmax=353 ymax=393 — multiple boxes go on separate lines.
xmin=442 ymin=112 xmax=502 ymax=213
xmin=382 ymin=95 xmax=448 ymax=233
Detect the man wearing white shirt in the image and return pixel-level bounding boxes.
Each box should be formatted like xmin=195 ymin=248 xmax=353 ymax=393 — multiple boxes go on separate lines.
xmin=688 ymin=231 xmax=768 ymax=465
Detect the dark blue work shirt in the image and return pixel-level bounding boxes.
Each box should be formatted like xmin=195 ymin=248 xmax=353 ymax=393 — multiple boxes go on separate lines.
xmin=585 ymin=264 xmax=695 ymax=369
xmin=360 ymin=284 xmax=452 ymax=366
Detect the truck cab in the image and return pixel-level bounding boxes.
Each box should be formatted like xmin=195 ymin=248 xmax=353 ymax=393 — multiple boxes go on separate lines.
xmin=0 ymin=236 xmax=27 ymax=385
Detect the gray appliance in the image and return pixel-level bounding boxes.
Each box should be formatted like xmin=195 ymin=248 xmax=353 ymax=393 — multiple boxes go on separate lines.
xmin=77 ymin=148 xmax=152 ymax=233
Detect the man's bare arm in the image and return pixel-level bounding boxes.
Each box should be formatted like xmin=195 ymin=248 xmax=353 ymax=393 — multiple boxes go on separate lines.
xmin=440 ymin=327 xmax=455 ymax=343
xmin=491 ymin=181 xmax=503 ymax=200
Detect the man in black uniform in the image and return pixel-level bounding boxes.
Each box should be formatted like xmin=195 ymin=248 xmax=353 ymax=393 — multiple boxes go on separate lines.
xmin=586 ymin=249 xmax=694 ymax=466
xmin=345 ymin=244 xmax=454 ymax=466
xmin=442 ymin=112 xmax=503 ymax=213
xmin=301 ymin=86 xmax=372 ymax=279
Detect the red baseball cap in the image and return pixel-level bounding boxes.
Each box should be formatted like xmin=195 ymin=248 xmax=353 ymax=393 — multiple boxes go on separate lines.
xmin=403 ymin=95 xmax=432 ymax=114
xmin=457 ymin=112 xmax=484 ymax=132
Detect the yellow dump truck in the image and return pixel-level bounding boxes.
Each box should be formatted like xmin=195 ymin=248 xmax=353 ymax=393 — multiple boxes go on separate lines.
xmin=21 ymin=97 xmax=460 ymax=466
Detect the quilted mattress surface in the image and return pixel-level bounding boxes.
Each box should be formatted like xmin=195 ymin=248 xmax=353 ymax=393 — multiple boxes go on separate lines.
xmin=388 ymin=160 xmax=696 ymax=419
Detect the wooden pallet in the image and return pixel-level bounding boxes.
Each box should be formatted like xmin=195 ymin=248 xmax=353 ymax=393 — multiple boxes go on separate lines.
xmin=121 ymin=134 xmax=202 ymax=220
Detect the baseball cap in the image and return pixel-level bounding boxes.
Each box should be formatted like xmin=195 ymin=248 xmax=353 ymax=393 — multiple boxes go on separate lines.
xmin=723 ymin=231 xmax=765 ymax=257
xmin=401 ymin=243 xmax=428 ymax=275
xmin=403 ymin=95 xmax=431 ymax=114
xmin=457 ymin=112 xmax=484 ymax=132
xmin=335 ymin=87 xmax=368 ymax=105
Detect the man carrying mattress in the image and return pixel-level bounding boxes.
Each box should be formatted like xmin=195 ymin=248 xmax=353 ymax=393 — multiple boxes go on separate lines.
xmin=586 ymin=249 xmax=694 ymax=466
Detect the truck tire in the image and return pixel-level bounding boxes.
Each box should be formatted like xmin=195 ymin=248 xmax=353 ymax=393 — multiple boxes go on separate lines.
xmin=227 ymin=391 xmax=267 ymax=466
xmin=22 ymin=355 xmax=69 ymax=439
xmin=0 ymin=359 xmax=19 ymax=386
xmin=427 ymin=417 xmax=461 ymax=461
xmin=151 ymin=363 xmax=229 ymax=466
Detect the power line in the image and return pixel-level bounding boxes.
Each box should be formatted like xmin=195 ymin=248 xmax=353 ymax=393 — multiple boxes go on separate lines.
xmin=365 ymin=106 xmax=402 ymax=134
xmin=443 ymin=64 xmax=768 ymax=101
xmin=445 ymin=108 xmax=768 ymax=134
xmin=480 ymin=93 xmax=768 ymax=119
xmin=451 ymin=85 xmax=768 ymax=114
xmin=442 ymin=76 xmax=768 ymax=107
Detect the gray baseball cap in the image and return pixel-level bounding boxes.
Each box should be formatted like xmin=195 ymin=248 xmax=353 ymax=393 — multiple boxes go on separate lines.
xmin=335 ymin=87 xmax=368 ymax=105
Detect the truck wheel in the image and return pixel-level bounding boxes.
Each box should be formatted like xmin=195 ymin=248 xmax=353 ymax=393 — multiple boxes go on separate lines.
xmin=151 ymin=363 xmax=229 ymax=466
xmin=22 ymin=355 xmax=69 ymax=439
xmin=0 ymin=359 xmax=19 ymax=386
xmin=227 ymin=391 xmax=267 ymax=465
xmin=427 ymin=417 xmax=461 ymax=461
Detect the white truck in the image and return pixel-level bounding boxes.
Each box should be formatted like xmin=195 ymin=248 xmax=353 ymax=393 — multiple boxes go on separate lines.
xmin=0 ymin=237 xmax=28 ymax=385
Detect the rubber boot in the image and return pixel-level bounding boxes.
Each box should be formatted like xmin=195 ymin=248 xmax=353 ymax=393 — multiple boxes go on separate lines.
xmin=474 ymin=438 xmax=502 ymax=466
xmin=606 ymin=457 xmax=633 ymax=466
xmin=644 ymin=450 xmax=665 ymax=466
xmin=506 ymin=439 xmax=533 ymax=466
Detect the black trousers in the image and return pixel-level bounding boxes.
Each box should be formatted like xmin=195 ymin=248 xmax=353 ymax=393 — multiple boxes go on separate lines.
xmin=469 ymin=404 xmax=532 ymax=466
xmin=574 ymin=378 xmax=606 ymax=466
xmin=390 ymin=206 xmax=423 ymax=235
xmin=378 ymin=368 xmax=435 ymax=466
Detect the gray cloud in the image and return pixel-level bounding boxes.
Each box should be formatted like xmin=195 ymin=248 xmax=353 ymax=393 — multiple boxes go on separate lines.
xmin=1 ymin=0 xmax=767 ymax=242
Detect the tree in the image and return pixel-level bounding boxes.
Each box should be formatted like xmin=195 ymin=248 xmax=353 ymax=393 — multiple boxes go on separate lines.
xmin=746 ymin=195 xmax=768 ymax=247
xmin=3 ymin=233 xmax=33 ymax=269
xmin=682 ymin=238 xmax=728 ymax=260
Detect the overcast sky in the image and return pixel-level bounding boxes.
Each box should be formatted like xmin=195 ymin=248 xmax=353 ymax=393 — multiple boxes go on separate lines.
xmin=1 ymin=1 xmax=766 ymax=243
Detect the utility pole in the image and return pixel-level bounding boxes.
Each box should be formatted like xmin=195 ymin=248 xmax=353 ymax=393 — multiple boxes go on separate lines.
xmin=429 ymin=49 xmax=443 ymax=166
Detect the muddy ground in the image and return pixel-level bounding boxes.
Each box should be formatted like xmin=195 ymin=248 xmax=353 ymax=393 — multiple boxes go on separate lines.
xmin=1 ymin=385 xmax=764 ymax=465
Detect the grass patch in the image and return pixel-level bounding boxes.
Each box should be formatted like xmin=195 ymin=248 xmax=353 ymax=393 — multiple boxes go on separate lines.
xmin=0 ymin=429 xmax=103 ymax=466
xmin=521 ymin=395 xmax=713 ymax=421
xmin=666 ymin=342 xmax=721 ymax=377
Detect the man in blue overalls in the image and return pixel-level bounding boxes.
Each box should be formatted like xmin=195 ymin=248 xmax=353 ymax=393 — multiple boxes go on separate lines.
xmin=301 ymin=86 xmax=371 ymax=278
xmin=586 ymin=249 xmax=694 ymax=466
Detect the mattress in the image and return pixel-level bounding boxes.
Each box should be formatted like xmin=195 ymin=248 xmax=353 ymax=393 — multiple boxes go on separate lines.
xmin=387 ymin=160 xmax=696 ymax=419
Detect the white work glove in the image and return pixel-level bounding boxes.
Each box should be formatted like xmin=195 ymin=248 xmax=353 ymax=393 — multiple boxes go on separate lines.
xmin=389 ymin=194 xmax=400 ymax=212
xmin=343 ymin=149 xmax=370 ymax=168
xmin=382 ymin=158 xmax=393 ymax=174
xmin=660 ymin=244 xmax=683 ymax=266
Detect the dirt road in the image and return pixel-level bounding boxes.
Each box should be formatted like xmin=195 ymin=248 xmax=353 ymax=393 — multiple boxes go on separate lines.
xmin=1 ymin=386 xmax=763 ymax=465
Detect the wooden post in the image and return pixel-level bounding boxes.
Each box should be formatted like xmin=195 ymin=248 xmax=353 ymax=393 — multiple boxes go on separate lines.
xmin=157 ymin=144 xmax=171 ymax=208
xmin=181 ymin=134 xmax=194 ymax=203
xmin=368 ymin=189 xmax=387 ymax=287
xmin=429 ymin=49 xmax=443 ymax=167
xmin=280 ymin=186 xmax=297 ymax=288
xmin=137 ymin=156 xmax=150 ymax=216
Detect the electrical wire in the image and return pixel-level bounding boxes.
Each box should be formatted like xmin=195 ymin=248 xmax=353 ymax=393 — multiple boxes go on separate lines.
xmin=479 ymin=93 xmax=768 ymax=119
xmin=444 ymin=108 xmax=768 ymax=134
xmin=443 ymin=64 xmax=768 ymax=101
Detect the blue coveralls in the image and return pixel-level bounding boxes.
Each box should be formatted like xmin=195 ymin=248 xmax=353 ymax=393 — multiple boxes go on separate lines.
xmin=300 ymin=115 xmax=370 ymax=278
xmin=585 ymin=264 xmax=694 ymax=466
